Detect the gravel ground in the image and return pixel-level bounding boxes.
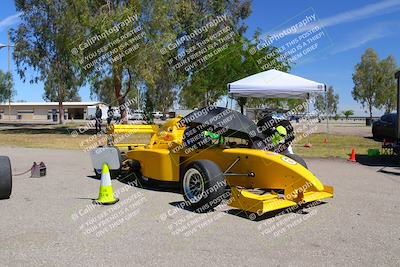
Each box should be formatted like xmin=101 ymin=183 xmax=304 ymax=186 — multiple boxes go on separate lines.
xmin=0 ymin=147 xmax=399 ymax=267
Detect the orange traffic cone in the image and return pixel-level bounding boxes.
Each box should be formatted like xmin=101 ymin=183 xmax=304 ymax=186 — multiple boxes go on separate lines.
xmin=348 ymin=148 xmax=356 ymax=162
xmin=304 ymin=143 xmax=312 ymax=148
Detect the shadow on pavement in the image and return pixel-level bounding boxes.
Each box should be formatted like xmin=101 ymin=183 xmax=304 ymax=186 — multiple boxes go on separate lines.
xmin=378 ymin=167 xmax=400 ymax=176
xmin=0 ymin=127 xmax=99 ymax=135
xmin=226 ymin=200 xmax=327 ymax=222
xmin=355 ymin=154 xmax=400 ymax=167
xmin=169 ymin=197 xmax=327 ymax=222
xmin=116 ymin=172 xmax=181 ymax=194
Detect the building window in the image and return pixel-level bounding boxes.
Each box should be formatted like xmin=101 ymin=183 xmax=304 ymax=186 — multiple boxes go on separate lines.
xmin=17 ymin=110 xmax=34 ymax=120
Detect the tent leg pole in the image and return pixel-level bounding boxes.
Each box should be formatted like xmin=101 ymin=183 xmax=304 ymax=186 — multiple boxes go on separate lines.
xmin=325 ymin=89 xmax=330 ymax=156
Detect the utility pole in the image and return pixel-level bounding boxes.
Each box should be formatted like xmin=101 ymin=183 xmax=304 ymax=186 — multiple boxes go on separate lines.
xmin=8 ymin=30 xmax=11 ymax=121
xmin=396 ymin=71 xmax=400 ymax=144
xmin=1 ymin=30 xmax=13 ymax=120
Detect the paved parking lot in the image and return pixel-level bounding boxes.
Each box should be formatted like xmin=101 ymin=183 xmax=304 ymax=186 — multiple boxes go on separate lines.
xmin=0 ymin=147 xmax=399 ymax=266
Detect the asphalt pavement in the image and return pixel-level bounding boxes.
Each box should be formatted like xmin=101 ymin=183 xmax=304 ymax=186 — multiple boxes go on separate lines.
xmin=0 ymin=146 xmax=399 ymax=266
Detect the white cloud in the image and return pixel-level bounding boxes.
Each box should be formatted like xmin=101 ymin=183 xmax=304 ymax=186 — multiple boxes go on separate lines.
xmin=330 ymin=21 xmax=398 ymax=54
xmin=269 ymin=0 xmax=400 ymax=37
xmin=0 ymin=12 xmax=22 ymax=31
xmin=313 ymin=0 xmax=400 ymax=30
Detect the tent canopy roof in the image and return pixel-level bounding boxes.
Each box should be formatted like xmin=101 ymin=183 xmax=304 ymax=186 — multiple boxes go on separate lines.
xmin=228 ymin=69 xmax=325 ymax=99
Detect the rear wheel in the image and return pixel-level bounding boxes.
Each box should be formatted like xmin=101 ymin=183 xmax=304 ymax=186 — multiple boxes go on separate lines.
xmin=283 ymin=153 xmax=308 ymax=169
xmin=0 ymin=156 xmax=12 ymax=199
xmin=124 ymin=159 xmax=156 ymax=187
xmin=372 ymin=127 xmax=380 ymax=140
xmin=181 ymin=160 xmax=225 ymax=212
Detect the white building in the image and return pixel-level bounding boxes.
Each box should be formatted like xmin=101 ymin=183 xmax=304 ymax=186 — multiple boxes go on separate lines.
xmin=0 ymin=102 xmax=107 ymax=121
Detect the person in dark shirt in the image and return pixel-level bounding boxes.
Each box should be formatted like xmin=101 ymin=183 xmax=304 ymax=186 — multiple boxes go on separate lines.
xmin=107 ymin=106 xmax=114 ymax=126
xmin=95 ymin=105 xmax=102 ymax=133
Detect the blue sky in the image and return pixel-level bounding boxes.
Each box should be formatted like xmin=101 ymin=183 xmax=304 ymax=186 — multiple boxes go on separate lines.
xmin=0 ymin=0 xmax=399 ymax=115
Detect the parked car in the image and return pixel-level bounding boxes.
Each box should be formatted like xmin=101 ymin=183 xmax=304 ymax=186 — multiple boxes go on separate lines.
xmin=113 ymin=109 xmax=121 ymax=121
xmin=372 ymin=113 xmax=397 ymax=140
xmin=129 ymin=110 xmax=144 ymax=120
xmin=152 ymin=111 xmax=163 ymax=119
xmin=86 ymin=106 xmax=109 ymax=120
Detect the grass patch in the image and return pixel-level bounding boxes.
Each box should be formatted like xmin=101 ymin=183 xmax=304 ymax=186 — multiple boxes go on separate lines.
xmin=0 ymin=133 xmax=89 ymax=150
xmin=0 ymin=128 xmax=150 ymax=150
xmin=293 ymin=134 xmax=381 ymax=158
xmin=0 ymin=128 xmax=381 ymax=159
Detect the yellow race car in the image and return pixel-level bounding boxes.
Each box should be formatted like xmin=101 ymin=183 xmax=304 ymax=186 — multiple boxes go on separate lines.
xmin=91 ymin=106 xmax=333 ymax=215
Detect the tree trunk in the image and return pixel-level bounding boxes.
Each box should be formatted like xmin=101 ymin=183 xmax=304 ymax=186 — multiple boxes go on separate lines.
xmin=58 ymin=100 xmax=64 ymax=124
xmin=369 ymin=104 xmax=373 ymax=121
xmin=58 ymin=84 xmax=64 ymax=124
xmin=113 ymin=69 xmax=128 ymax=124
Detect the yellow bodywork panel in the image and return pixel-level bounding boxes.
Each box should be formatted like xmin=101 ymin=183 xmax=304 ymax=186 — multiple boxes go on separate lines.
xmin=222 ymin=149 xmax=324 ymax=192
xmin=230 ymin=187 xmax=297 ymax=214
xmin=229 ymin=185 xmax=333 ymax=214
xmin=126 ymin=148 xmax=180 ymax=182
xmin=109 ymin=124 xmax=159 ymax=135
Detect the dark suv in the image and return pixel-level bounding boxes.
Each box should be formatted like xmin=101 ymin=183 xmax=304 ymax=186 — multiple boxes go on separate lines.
xmin=372 ymin=113 xmax=397 ymax=140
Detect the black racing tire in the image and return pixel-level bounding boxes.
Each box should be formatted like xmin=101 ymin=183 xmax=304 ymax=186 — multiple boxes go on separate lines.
xmin=283 ymin=153 xmax=308 ymax=169
xmin=136 ymin=175 xmax=156 ymax=187
xmin=372 ymin=133 xmax=382 ymax=141
xmin=181 ymin=160 xmax=226 ymax=212
xmin=372 ymin=127 xmax=378 ymax=140
xmin=0 ymin=156 xmax=12 ymax=199
xmin=125 ymin=159 xmax=155 ymax=187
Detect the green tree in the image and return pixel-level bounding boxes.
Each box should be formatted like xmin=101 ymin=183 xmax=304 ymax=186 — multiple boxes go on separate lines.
xmin=90 ymin=75 xmax=140 ymax=107
xmin=0 ymin=70 xmax=13 ymax=103
xmin=152 ymin=65 xmax=177 ymax=116
xmin=43 ymin=66 xmax=81 ymax=102
xmin=70 ymin=0 xmax=180 ymax=123
xmin=342 ymin=110 xmax=354 ymax=119
xmin=315 ymin=86 xmax=339 ymax=115
xmin=179 ymin=33 xmax=290 ymax=109
xmin=12 ymin=0 xmax=83 ymax=124
xmin=333 ymin=113 xmax=340 ymax=121
xmin=377 ymin=55 xmax=398 ymax=113
xmin=239 ymin=29 xmax=292 ymax=111
xmin=143 ymin=89 xmax=154 ymax=124
xmin=287 ymin=99 xmax=307 ymax=111
xmin=175 ymin=0 xmax=252 ymax=107
xmin=90 ymin=76 xmax=115 ymax=104
xmin=352 ymin=48 xmax=381 ymax=120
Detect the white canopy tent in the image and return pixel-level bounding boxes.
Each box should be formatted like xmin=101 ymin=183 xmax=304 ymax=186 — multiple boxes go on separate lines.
xmin=228 ymin=69 xmax=326 ymax=99
xmin=227 ymin=69 xmax=329 ymax=144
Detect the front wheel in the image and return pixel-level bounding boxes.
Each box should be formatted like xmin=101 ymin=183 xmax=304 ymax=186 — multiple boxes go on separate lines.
xmin=0 ymin=156 xmax=12 ymax=199
xmin=181 ymin=160 xmax=226 ymax=212
xmin=283 ymin=153 xmax=308 ymax=169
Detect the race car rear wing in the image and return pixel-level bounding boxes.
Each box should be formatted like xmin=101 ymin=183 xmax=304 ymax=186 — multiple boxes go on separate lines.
xmin=107 ymin=124 xmax=159 ymax=149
